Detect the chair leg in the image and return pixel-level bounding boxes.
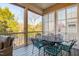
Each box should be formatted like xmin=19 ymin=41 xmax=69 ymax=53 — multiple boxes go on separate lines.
xmin=44 ymin=48 xmax=45 ymax=56
xmin=61 ymin=50 xmax=62 ymax=56
xmin=32 ymin=45 xmax=34 ymax=55
xmin=68 ymin=51 xmax=71 ymax=56
xmin=38 ymin=48 xmax=40 ymax=56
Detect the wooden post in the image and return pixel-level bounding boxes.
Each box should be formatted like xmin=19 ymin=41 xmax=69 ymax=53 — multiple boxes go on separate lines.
xmin=24 ymin=7 xmax=28 ymax=45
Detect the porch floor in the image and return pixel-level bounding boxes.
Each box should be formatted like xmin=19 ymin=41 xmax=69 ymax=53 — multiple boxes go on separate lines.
xmin=13 ymin=44 xmax=44 ymax=56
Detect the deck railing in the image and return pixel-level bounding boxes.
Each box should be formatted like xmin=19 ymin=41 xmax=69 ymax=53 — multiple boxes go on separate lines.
xmin=0 ymin=32 xmax=25 ymax=49
xmin=28 ymin=31 xmax=42 ymax=44
xmin=0 ymin=31 xmax=42 ymax=49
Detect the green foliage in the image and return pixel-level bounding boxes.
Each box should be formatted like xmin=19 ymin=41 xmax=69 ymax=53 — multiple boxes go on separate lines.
xmin=28 ymin=22 xmax=42 ymax=32
xmin=0 ymin=7 xmax=19 ymax=33
xmin=28 ymin=22 xmax=42 ymax=37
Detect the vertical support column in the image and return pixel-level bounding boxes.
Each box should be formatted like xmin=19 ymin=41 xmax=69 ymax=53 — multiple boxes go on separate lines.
xmin=42 ymin=10 xmax=44 ymax=35
xmin=65 ymin=8 xmax=67 ymax=41
xmin=54 ymin=11 xmax=57 ymax=42
xmin=24 ymin=7 xmax=28 ymax=45
xmin=77 ymin=4 xmax=79 ymax=42
xmin=54 ymin=11 xmax=57 ymax=36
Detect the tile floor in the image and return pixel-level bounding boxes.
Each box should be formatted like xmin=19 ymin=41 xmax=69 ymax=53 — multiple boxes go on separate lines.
xmin=13 ymin=44 xmax=44 ymax=56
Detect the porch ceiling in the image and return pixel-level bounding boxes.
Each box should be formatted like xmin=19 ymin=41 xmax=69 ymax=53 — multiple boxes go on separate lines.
xmin=32 ymin=3 xmax=56 ymax=9
xmin=14 ymin=3 xmax=56 ymax=9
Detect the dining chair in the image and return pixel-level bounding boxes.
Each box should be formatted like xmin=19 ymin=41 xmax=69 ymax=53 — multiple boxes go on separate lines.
xmin=44 ymin=43 xmax=62 ymax=56
xmin=31 ymin=38 xmax=48 ymax=56
xmin=61 ymin=40 xmax=76 ymax=56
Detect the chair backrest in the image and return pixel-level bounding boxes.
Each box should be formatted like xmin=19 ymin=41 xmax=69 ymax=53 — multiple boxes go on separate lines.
xmin=7 ymin=37 xmax=14 ymax=46
xmin=31 ymin=38 xmax=39 ymax=44
xmin=69 ymin=40 xmax=76 ymax=49
xmin=42 ymin=35 xmax=49 ymax=41
xmin=0 ymin=36 xmax=14 ymax=56
xmin=0 ymin=42 xmax=3 ymax=49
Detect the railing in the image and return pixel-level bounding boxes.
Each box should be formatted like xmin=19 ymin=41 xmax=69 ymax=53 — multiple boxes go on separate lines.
xmin=13 ymin=33 xmax=25 ymax=49
xmin=0 ymin=32 xmax=26 ymax=49
xmin=0 ymin=31 xmax=42 ymax=49
xmin=28 ymin=31 xmax=42 ymax=44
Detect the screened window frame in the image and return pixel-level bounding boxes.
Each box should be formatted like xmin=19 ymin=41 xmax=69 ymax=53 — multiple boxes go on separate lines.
xmin=56 ymin=5 xmax=78 ymax=34
xmin=43 ymin=12 xmax=55 ymax=34
xmin=28 ymin=10 xmax=43 ymax=32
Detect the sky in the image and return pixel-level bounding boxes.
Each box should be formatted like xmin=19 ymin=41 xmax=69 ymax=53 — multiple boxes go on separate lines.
xmin=0 ymin=3 xmax=24 ymax=24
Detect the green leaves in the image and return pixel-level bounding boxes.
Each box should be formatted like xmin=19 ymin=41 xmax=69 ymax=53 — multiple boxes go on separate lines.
xmin=0 ymin=7 xmax=19 ymax=33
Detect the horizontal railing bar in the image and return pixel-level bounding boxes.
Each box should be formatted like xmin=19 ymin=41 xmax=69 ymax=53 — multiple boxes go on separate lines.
xmin=0 ymin=31 xmax=42 ymax=35
xmin=0 ymin=32 xmax=25 ymax=35
xmin=28 ymin=31 xmax=42 ymax=33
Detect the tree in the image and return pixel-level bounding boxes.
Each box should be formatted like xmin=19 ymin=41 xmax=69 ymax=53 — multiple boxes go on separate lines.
xmin=0 ymin=7 xmax=19 ymax=33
